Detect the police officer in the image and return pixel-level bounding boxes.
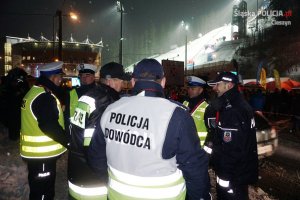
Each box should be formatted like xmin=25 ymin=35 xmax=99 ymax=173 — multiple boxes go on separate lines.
xmin=88 ymin=58 xmax=210 ymax=200
xmin=203 ymin=80 xmax=220 ymax=156
xmin=68 ymin=62 xmax=128 ymax=199
xmin=183 ymin=76 xmax=209 ymax=148
xmin=20 ymin=61 xmax=70 ymax=200
xmin=69 ymin=63 xmax=97 ymax=118
xmin=207 ymin=72 xmax=258 ymax=200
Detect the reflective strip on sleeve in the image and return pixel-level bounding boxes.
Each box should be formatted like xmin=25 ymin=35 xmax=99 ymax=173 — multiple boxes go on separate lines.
xmin=22 ymin=135 xmax=53 ymax=143
xmin=109 ymin=165 xmax=183 ymax=186
xmin=84 ymin=128 xmax=95 ymax=138
xmin=219 ymin=127 xmax=238 ymax=131
xmin=203 ymin=145 xmax=212 ymax=154
xmin=68 ymin=181 xmax=107 ymax=196
xmin=22 ymin=144 xmax=63 ymax=153
xmin=78 ymin=96 xmax=96 ymax=113
xmin=217 ymin=176 xmax=230 ymax=187
xmin=109 ymin=178 xmax=186 ymax=199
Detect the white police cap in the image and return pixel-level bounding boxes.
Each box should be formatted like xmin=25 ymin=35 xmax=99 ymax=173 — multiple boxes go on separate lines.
xmin=187 ymin=76 xmax=206 ymax=87
xmin=77 ymin=63 xmax=97 ymax=74
xmin=39 ymin=61 xmax=63 ymax=76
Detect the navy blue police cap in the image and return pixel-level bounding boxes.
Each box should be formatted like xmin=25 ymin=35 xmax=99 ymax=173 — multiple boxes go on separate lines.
xmin=207 ymin=71 xmax=239 ymax=86
xmin=133 ymin=58 xmax=164 ymax=80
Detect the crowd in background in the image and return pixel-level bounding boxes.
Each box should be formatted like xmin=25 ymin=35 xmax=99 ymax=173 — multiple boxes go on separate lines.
xmin=166 ymin=84 xmax=300 ymax=133
xmin=1 ymin=68 xmax=300 ymax=141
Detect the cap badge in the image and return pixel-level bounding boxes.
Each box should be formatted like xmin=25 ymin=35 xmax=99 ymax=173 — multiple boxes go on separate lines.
xmin=79 ymin=64 xmax=85 ymax=70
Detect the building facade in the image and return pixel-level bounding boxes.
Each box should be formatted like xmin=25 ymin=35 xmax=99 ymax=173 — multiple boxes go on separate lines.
xmin=0 ymin=35 xmax=103 ymax=76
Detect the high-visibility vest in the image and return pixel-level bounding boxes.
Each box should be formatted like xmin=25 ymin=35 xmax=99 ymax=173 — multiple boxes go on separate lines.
xmin=20 ymin=86 xmax=66 ymax=158
xmin=70 ymin=95 xmax=96 ymax=146
xmin=69 ymin=88 xmax=79 ymax=118
xmin=102 ymin=95 xmax=186 ymax=200
xmin=183 ymin=100 xmax=208 ymax=146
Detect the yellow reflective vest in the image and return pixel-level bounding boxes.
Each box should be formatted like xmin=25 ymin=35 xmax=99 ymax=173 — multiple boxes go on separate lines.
xmin=183 ymin=100 xmax=208 ymax=146
xmin=69 ymin=88 xmax=79 ymax=118
xmin=20 ymin=86 xmax=66 ymax=159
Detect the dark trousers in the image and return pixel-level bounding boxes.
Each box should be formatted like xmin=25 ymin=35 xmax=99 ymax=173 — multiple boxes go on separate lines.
xmin=216 ymin=184 xmax=248 ymax=200
xmin=27 ymin=158 xmax=57 ymax=200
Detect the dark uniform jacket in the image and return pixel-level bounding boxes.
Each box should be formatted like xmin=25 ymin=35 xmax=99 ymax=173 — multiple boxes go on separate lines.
xmin=210 ymin=86 xmax=258 ymax=186
xmin=88 ymin=80 xmax=211 ymax=200
xmin=31 ymin=75 xmax=70 ymax=148
xmin=68 ymin=83 xmax=118 ymax=186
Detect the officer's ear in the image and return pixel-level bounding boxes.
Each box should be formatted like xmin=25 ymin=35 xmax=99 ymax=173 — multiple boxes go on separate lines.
xmin=131 ymin=78 xmax=136 ymax=88
xmin=160 ymin=77 xmax=166 ymax=89
xmin=227 ymin=82 xmax=234 ymax=90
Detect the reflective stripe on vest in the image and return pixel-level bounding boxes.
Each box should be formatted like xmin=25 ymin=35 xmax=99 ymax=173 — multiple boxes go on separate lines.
xmin=68 ymin=181 xmax=107 ymax=198
xmin=22 ymin=135 xmax=53 ymax=142
xmin=22 ymin=144 xmax=63 ymax=153
xmin=109 ymin=165 xmax=183 ymax=186
xmin=20 ymin=86 xmax=66 ymax=158
xmin=109 ymin=178 xmax=185 ymax=199
xmin=108 ymin=166 xmax=185 ymax=199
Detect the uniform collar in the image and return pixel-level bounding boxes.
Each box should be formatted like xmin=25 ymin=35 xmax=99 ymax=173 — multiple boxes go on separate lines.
xmin=218 ymin=86 xmax=240 ymax=109
xmin=36 ymin=75 xmax=65 ymax=103
xmin=132 ymin=80 xmax=165 ymax=98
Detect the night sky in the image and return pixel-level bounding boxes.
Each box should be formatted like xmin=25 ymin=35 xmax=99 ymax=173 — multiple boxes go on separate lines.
xmin=0 ymin=0 xmax=260 ymax=64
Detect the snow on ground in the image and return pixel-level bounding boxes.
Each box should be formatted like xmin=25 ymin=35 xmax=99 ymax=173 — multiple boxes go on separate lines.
xmin=0 ymin=124 xmax=68 ymax=200
xmin=0 ymin=123 xmax=274 ymax=200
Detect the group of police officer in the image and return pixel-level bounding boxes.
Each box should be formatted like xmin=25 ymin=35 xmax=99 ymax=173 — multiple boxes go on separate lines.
xmin=20 ymin=58 xmax=258 ymax=200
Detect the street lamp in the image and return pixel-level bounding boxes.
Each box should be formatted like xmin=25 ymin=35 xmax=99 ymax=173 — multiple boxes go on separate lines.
xmin=117 ymin=1 xmax=124 ymax=65
xmin=53 ymin=10 xmax=79 ymax=61
xmin=181 ymin=21 xmax=189 ymax=75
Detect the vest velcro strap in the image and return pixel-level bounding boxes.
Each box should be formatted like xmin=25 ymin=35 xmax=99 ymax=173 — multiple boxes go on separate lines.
xmin=22 ymin=135 xmax=53 ymax=143
xmin=109 ymin=165 xmax=183 ymax=186
xmin=22 ymin=144 xmax=63 ymax=153
xmin=109 ymin=178 xmax=186 ymax=199
xmin=68 ymin=181 xmax=107 ymax=196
